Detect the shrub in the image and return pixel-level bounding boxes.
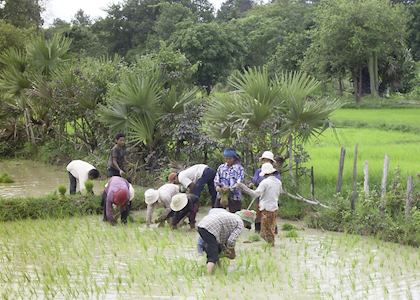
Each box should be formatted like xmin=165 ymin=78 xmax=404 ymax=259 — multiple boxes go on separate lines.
xmin=281 ymin=223 xmax=297 ymax=231
xmin=285 ymin=230 xmax=298 ymax=238
xmin=0 ymin=194 xmax=102 ymax=222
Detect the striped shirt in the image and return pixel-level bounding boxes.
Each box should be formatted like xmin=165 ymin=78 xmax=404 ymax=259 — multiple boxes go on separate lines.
xmin=197 ymin=208 xmax=244 ymax=248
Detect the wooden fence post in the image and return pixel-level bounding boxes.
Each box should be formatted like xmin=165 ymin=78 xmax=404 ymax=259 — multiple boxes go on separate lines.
xmin=380 ymin=154 xmax=389 ymax=213
xmin=351 ymin=144 xmax=358 ymax=211
xmin=336 ymin=147 xmax=346 ymax=194
xmin=310 ymin=166 xmax=315 ymax=200
xmin=363 ymin=160 xmax=369 ymax=195
xmin=405 ymin=176 xmax=414 ymax=219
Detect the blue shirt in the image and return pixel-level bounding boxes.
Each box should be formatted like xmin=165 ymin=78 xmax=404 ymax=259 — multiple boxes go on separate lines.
xmin=214 ymin=162 xmax=244 ymax=201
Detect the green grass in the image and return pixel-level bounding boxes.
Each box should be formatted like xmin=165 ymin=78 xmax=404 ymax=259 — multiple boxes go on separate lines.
xmin=332 ymin=108 xmax=420 ymax=131
xmin=0 ymin=215 xmax=418 ymax=299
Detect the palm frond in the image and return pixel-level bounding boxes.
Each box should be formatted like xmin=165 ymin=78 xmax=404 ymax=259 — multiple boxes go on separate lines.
xmin=128 ymin=116 xmax=156 ymax=146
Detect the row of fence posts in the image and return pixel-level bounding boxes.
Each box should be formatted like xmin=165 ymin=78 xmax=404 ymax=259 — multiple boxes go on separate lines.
xmin=333 ymin=145 xmax=415 ymax=219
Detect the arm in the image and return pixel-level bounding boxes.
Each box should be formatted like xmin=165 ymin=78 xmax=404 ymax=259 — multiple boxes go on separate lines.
xmin=236 ymin=182 xmax=264 ymax=199
xmin=78 ymin=173 xmax=88 ymax=192
xmin=227 ymin=222 xmax=244 ymax=248
xmin=146 ymin=203 xmax=154 ymax=226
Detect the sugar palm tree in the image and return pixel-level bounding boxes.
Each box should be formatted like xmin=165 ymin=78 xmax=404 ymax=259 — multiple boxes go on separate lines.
xmin=99 ymin=72 xmax=198 ymax=148
xmin=204 ymin=68 xmax=340 ymax=182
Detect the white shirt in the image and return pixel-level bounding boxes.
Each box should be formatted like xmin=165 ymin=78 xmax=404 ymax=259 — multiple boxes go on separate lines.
xmin=237 ymin=176 xmax=283 ymax=212
xmin=255 ymin=176 xmax=282 ymax=212
xmin=146 ymin=184 xmax=179 ymax=225
xmin=66 ymin=160 xmax=96 ymax=192
xmin=178 ymin=164 xmax=208 ymax=188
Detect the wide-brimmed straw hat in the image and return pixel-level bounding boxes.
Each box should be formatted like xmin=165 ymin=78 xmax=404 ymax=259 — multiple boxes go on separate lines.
xmin=129 ymin=184 xmax=135 ymax=201
xmin=259 ymin=151 xmax=276 ymax=163
xmin=235 ymin=209 xmax=256 ymax=224
xmin=170 ymin=193 xmax=189 ymax=211
xmin=144 ymin=188 xmax=159 ymax=205
xmin=259 ymin=162 xmax=277 ymax=177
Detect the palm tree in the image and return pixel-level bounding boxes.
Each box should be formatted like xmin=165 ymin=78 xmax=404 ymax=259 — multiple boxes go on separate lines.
xmin=204 ymin=68 xmax=340 ymax=184
xmin=0 ymin=35 xmax=71 ymax=144
xmin=99 ymin=71 xmax=198 ymax=148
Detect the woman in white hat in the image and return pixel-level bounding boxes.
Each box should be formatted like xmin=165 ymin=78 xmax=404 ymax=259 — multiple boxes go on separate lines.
xmin=237 ymin=162 xmax=283 ymax=246
xmin=144 ymin=183 xmax=179 ymax=227
xmin=169 ymin=193 xmax=200 ymax=230
xmin=250 ymin=151 xmax=281 ymax=233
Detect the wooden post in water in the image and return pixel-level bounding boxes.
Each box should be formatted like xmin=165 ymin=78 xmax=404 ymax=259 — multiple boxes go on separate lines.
xmin=310 ymin=166 xmax=315 ymax=200
xmin=405 ymin=176 xmax=414 ymax=219
xmin=363 ymin=160 xmax=369 ymax=195
xmin=380 ymin=154 xmax=389 ymax=213
xmin=351 ymin=144 xmax=358 ymax=211
xmin=336 ymin=147 xmax=346 ymax=194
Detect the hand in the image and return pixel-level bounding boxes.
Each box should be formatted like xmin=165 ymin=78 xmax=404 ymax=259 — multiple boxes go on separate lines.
xmin=224 ymin=247 xmax=236 ymax=259
xmin=221 ymin=187 xmax=230 ymax=193
xmin=216 ymin=186 xmax=222 ymax=193
xmin=187 ymin=182 xmax=196 ymax=192
xmin=119 ymin=170 xmax=125 ymax=176
xmin=248 ymin=183 xmax=255 ymax=189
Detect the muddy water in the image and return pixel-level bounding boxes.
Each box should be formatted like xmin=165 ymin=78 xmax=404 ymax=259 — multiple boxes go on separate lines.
xmin=0 ymin=211 xmax=419 ymax=299
xmin=0 ymin=160 xmax=106 ymax=198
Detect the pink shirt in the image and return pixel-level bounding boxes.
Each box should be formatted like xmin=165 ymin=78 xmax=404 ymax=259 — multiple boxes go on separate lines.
xmin=104 ymin=176 xmax=130 ymax=222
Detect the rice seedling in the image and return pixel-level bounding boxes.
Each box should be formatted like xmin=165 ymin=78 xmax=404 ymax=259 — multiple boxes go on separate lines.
xmin=0 ymin=215 xmax=418 ymax=299
xmin=0 ymin=173 xmax=14 ymax=183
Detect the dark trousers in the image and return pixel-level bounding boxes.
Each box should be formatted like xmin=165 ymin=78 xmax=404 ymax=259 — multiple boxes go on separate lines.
xmin=68 ymin=172 xmax=77 ymax=195
xmin=107 ymin=167 xmax=120 ymax=178
xmin=191 ymin=167 xmax=217 ymax=207
xmin=198 ymin=227 xmax=221 ymax=263
xmin=215 ymin=197 xmax=242 ymax=213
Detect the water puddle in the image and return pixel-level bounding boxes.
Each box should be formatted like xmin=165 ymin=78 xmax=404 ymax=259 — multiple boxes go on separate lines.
xmin=0 ymin=160 xmax=106 ymax=198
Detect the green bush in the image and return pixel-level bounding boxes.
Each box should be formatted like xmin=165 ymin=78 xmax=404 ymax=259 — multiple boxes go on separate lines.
xmin=285 ymin=230 xmax=298 ymax=238
xmin=281 ymin=223 xmax=297 ymax=231
xmin=279 ymin=197 xmax=305 ymax=219
xmin=0 ymin=194 xmax=102 ymax=222
xmin=305 ymin=187 xmax=420 ymax=247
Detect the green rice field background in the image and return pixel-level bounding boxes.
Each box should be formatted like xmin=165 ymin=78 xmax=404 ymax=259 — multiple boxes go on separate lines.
xmin=304 ymin=108 xmax=420 ymax=196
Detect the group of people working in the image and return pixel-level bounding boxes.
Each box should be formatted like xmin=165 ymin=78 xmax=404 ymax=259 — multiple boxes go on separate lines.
xmin=66 ymin=133 xmax=284 ymax=274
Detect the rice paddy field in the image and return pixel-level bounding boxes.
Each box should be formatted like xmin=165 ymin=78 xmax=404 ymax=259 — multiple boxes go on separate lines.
xmin=0 ymin=107 xmax=419 ymax=299
xmin=305 ymin=108 xmax=420 ymax=197
xmin=0 ymin=212 xmax=419 ymax=300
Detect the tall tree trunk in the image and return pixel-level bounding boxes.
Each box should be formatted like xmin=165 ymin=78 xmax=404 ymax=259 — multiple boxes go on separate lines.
xmin=288 ymin=134 xmax=295 ymax=188
xmin=24 ymin=108 xmax=35 ymax=144
xmin=358 ymin=68 xmax=363 ymax=102
xmin=338 ymin=76 xmax=344 ymax=96
xmin=368 ymin=53 xmax=378 ymax=97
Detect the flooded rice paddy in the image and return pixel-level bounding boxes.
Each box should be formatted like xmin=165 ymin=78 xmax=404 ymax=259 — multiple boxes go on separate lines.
xmin=0 ymin=212 xmax=418 ymax=299
xmin=0 ymin=160 xmax=105 ymax=198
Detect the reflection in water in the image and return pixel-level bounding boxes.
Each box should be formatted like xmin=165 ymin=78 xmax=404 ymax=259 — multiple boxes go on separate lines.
xmin=0 ymin=160 xmax=105 ymax=198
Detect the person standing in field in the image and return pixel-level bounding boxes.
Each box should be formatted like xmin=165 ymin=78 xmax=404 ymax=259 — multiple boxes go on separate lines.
xmin=249 ymin=151 xmax=281 ymax=233
xmin=197 ymin=208 xmax=256 ymax=274
xmin=214 ymin=148 xmax=244 ymax=213
xmin=236 ymin=162 xmax=283 ymax=246
xmin=102 ymin=176 xmax=134 ymax=225
xmin=66 ymin=160 xmax=100 ymax=194
xmin=169 ymin=193 xmax=200 ymax=230
xmin=168 ymin=163 xmax=217 ymax=207
xmin=107 ymin=133 xmax=128 ymax=178
xmin=144 ymin=183 xmax=180 ymax=227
